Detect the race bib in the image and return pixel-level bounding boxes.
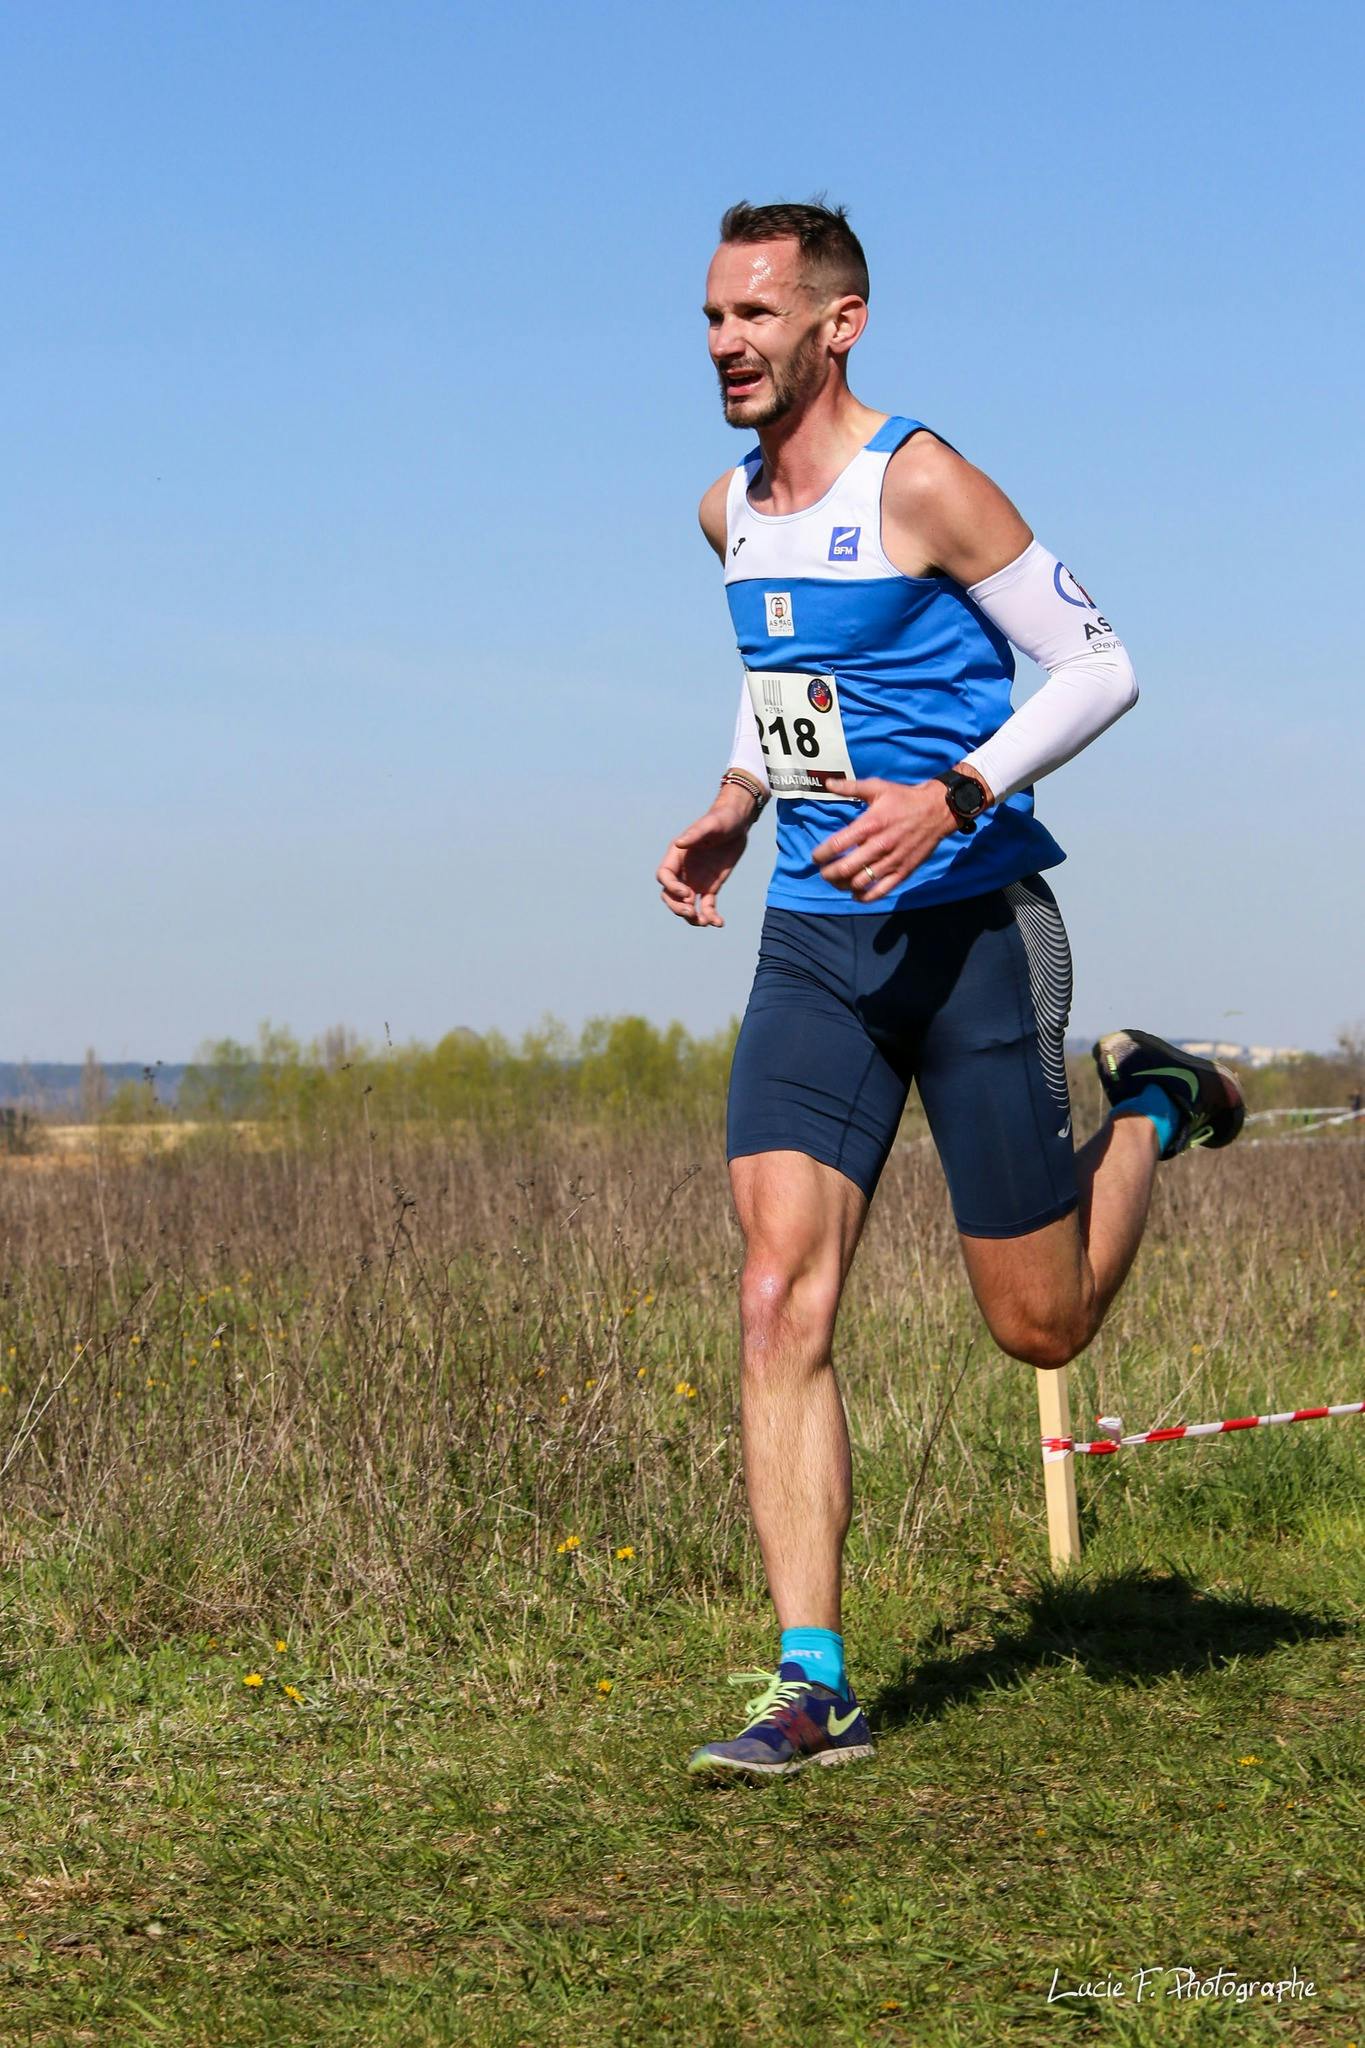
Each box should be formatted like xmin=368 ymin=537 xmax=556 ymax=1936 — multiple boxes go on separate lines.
xmin=744 ymin=668 xmax=854 ymax=798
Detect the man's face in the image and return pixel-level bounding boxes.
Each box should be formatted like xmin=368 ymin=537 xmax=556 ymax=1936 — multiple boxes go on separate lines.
xmin=704 ymin=238 xmax=829 ymax=428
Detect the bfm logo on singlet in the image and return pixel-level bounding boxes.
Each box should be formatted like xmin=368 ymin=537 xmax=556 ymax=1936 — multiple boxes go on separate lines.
xmin=828 ymin=525 xmax=860 ymax=561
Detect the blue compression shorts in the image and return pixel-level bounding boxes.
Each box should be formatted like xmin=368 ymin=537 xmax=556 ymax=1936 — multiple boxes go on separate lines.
xmin=726 ymin=876 xmax=1078 ymax=1239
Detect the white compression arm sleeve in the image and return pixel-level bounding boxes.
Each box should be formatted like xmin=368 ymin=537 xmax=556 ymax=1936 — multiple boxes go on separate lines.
xmin=958 ymin=540 xmax=1138 ymax=801
xmin=727 ymin=675 xmax=771 ymax=791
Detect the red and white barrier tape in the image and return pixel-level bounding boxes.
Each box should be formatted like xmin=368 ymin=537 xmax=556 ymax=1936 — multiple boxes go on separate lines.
xmin=1042 ymin=1400 xmax=1364 ymax=1461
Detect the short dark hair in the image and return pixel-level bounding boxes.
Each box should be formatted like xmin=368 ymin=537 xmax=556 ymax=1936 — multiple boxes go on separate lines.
xmin=718 ymin=199 xmax=869 ymax=303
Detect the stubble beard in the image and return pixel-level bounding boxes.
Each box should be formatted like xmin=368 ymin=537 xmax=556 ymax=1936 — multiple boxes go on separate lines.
xmin=720 ymin=328 xmax=824 ymax=429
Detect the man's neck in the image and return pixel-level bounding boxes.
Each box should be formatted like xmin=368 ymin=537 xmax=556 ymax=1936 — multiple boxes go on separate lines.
xmin=752 ymin=382 xmax=888 ymax=514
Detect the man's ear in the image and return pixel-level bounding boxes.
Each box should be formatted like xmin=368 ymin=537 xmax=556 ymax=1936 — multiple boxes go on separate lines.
xmin=827 ymin=294 xmax=869 ymax=357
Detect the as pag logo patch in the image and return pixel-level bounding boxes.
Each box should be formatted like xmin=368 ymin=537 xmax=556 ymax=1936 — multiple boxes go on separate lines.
xmin=764 ymin=591 xmax=795 ymax=637
xmin=828 ymin=525 xmax=861 ymax=562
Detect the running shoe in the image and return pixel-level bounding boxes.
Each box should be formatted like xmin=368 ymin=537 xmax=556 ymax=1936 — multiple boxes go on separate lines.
xmin=1092 ymin=1028 xmax=1245 ymax=1159
xmin=687 ymin=1662 xmax=874 ymax=1779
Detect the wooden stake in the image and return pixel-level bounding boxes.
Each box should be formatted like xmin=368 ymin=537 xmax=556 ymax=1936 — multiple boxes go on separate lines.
xmin=1036 ymin=1366 xmax=1081 ymax=1568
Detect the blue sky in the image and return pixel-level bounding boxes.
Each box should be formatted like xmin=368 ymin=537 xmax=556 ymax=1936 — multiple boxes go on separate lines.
xmin=4 ymin=0 xmax=1361 ymax=1061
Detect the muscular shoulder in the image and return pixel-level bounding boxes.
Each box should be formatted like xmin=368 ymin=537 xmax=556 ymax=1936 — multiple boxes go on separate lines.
xmin=882 ymin=431 xmax=1032 ymax=586
xmin=699 ymin=469 xmax=732 ymax=560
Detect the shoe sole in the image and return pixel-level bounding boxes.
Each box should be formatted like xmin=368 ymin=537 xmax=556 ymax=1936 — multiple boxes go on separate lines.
xmin=1092 ymin=1028 xmax=1245 ymax=1150
xmin=687 ymin=1743 xmax=875 ymax=1780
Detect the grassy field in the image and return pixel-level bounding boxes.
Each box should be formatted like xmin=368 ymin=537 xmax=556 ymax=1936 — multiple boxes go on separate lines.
xmin=1 ymin=1106 xmax=1361 ymax=2045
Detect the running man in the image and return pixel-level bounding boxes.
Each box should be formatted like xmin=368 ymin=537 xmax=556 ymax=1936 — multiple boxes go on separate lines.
xmin=656 ymin=201 xmax=1244 ymax=1779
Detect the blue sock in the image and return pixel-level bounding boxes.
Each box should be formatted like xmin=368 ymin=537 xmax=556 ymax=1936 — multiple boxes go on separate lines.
xmin=1112 ymin=1080 xmax=1184 ymax=1157
xmin=779 ymin=1627 xmax=846 ymax=1694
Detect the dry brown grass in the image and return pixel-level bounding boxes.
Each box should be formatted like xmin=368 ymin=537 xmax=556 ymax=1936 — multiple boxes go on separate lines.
xmin=1 ymin=1105 xmax=1360 ymax=1670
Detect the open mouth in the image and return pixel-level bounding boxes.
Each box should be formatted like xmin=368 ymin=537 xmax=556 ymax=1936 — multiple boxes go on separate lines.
xmin=724 ymin=367 xmax=765 ymax=401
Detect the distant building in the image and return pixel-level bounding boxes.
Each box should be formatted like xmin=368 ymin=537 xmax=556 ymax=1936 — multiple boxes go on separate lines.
xmin=1176 ymin=1042 xmax=1307 ymax=1068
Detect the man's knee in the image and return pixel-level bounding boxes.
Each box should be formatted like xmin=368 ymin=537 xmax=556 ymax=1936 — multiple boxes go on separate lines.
xmin=739 ymin=1252 xmax=842 ymax=1368
xmin=983 ymin=1301 xmax=1091 ymax=1370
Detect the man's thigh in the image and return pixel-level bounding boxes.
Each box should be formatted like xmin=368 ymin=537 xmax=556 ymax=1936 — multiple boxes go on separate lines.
xmin=727 ymin=907 xmax=912 ymax=1203
xmin=914 ymin=876 xmax=1078 ymax=1241
xmin=956 ymin=1206 xmax=1087 ymax=1347
xmin=730 ymin=1149 xmax=870 ymax=1288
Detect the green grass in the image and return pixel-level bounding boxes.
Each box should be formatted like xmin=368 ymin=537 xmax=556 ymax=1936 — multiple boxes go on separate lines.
xmin=3 ymin=1532 xmax=1361 ymax=2045
xmin=1 ymin=1125 xmax=1361 ymax=2043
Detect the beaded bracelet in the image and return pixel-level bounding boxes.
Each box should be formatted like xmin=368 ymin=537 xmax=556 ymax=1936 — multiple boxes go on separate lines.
xmin=719 ymin=769 xmax=769 ymax=813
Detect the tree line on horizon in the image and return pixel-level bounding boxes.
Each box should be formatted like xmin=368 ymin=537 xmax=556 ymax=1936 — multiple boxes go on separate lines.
xmin=25 ymin=1017 xmax=1363 ymax=1136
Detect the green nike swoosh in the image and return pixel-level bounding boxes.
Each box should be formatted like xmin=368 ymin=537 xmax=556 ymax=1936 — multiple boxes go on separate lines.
xmin=827 ymin=1704 xmax=862 ymax=1738
xmin=1141 ymin=1064 xmax=1200 ymax=1100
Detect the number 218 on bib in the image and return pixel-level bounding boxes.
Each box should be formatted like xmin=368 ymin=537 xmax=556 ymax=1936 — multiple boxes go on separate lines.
xmin=743 ymin=668 xmax=855 ymax=798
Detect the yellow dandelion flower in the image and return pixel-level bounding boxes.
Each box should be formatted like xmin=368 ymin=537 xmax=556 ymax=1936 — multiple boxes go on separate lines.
xmin=274 ymin=1639 xmax=287 ymax=1654
xmin=623 ymin=1303 xmax=635 ymax=1316
xmin=130 ymin=1333 xmax=141 ymax=1346
xmin=615 ymin=1545 xmax=635 ymax=1560
xmin=559 ymin=1393 xmax=570 ymax=1405
xmin=880 ymin=2003 xmax=902 ymax=2015
xmin=145 ymin=1377 xmax=155 ymax=1389
xmin=536 ymin=1366 xmax=546 ymax=1378
xmin=1190 ymin=1343 xmax=1204 ymax=1355
xmin=596 ymin=1679 xmax=613 ymax=1694
xmin=198 ymin=1294 xmax=208 ymax=1304
xmin=207 ymin=1638 xmax=218 ymax=1650
xmin=189 ymin=1355 xmax=199 ymax=1366
xmin=1237 ymin=1755 xmax=1261 ymax=1766
xmin=674 ymin=1381 xmax=698 ymax=1400
xmin=242 ymin=1672 xmax=264 ymax=1688
xmin=636 ymin=1367 xmax=646 ymax=1380
xmin=555 ymin=1534 xmax=581 ymax=1555
xmin=283 ymin=1684 xmax=303 ymax=1704
xmin=211 ymin=1338 xmax=222 ymax=1350
xmin=113 ymin=1390 xmax=122 ymax=1401
xmin=6 ymin=1345 xmax=14 ymax=1357
xmin=0 ymin=1385 xmax=9 ymax=1397
xmin=642 ymin=1292 xmax=655 ymax=1307
xmin=1328 ymin=1287 xmax=1339 ymax=1298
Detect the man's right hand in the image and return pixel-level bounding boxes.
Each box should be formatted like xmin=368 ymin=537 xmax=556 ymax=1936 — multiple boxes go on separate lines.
xmin=656 ymin=785 xmax=756 ymax=928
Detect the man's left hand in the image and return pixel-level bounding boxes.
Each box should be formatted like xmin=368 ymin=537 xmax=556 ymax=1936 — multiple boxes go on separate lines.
xmin=811 ymin=776 xmax=960 ymax=901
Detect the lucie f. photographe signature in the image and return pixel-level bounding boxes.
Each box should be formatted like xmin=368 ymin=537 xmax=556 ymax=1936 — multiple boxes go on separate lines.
xmin=1046 ymin=1965 xmax=1316 ymax=2006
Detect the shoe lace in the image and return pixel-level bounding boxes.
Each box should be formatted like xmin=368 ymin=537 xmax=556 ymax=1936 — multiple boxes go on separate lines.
xmin=727 ymin=1669 xmax=806 ymax=1726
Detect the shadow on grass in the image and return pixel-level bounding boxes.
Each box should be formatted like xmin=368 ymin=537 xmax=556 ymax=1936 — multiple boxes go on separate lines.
xmin=869 ymin=1569 xmax=1349 ymax=1731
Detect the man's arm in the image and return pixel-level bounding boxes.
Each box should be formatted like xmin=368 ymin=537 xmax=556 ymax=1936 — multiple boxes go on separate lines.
xmin=699 ymin=470 xmax=776 ymax=799
xmin=882 ymin=433 xmax=1138 ymax=800
xmin=698 ymin=471 xmax=729 ymax=560
xmin=655 ymin=474 xmax=766 ymax=927
xmin=811 ymin=437 xmax=1138 ymax=901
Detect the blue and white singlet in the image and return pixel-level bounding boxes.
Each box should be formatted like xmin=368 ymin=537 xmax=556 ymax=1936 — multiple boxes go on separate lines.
xmin=724 ymin=416 xmax=1065 ymax=913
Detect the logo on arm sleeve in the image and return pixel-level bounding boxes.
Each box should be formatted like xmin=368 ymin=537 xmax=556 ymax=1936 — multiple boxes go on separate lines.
xmin=1053 ymin=562 xmax=1097 ymax=608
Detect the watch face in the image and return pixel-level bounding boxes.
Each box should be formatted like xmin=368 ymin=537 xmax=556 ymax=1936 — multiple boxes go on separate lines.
xmin=951 ymin=777 xmax=985 ymax=817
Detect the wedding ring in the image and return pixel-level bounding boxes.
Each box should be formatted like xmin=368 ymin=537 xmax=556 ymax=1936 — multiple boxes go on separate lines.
xmin=863 ymin=865 xmax=876 ymax=883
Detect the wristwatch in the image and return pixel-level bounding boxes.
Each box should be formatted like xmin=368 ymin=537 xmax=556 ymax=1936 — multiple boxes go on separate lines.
xmin=935 ymin=770 xmax=989 ymax=834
